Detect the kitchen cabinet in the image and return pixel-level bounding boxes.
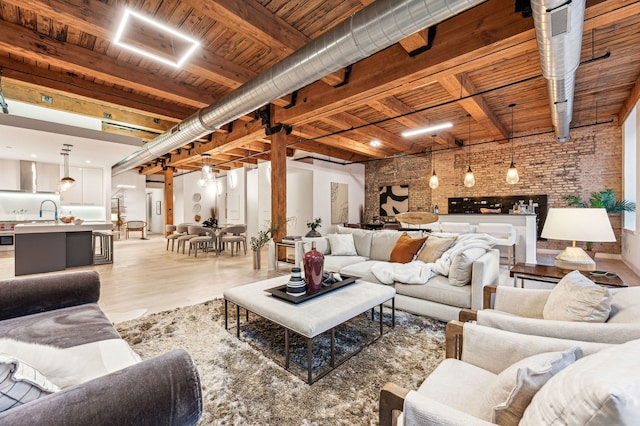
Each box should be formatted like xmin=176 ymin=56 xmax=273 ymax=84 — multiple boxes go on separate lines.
xmin=0 ymin=160 xmax=19 ymax=190
xmin=60 ymin=166 xmax=104 ymax=206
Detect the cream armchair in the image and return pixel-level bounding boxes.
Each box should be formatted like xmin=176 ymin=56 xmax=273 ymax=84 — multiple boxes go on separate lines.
xmin=460 ymin=284 xmax=640 ymax=344
xmin=380 ymin=321 xmax=620 ymax=426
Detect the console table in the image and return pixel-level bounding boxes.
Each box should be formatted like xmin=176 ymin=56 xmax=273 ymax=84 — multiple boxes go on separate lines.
xmin=510 ymin=262 xmax=627 ymax=288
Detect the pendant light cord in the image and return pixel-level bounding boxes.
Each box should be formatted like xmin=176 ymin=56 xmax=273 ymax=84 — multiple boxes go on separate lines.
xmin=509 ymin=103 xmax=516 ymax=163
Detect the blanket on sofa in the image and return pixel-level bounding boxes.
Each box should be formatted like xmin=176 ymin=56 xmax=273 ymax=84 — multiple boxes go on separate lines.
xmin=371 ymin=233 xmax=496 ymax=285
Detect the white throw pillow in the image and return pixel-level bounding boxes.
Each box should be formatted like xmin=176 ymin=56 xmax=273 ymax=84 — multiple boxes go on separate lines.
xmin=483 ymin=347 xmax=582 ymax=426
xmin=448 ymin=247 xmax=487 ymax=286
xmin=543 ymin=270 xmax=612 ymax=322
xmin=302 ymin=237 xmax=331 ymax=255
xmin=327 ymin=233 xmax=357 ymax=256
xmin=521 ymin=339 xmax=640 ymax=425
xmin=0 ymin=354 xmax=59 ymax=412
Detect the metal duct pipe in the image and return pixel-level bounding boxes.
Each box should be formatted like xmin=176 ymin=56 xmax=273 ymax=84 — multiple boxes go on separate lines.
xmin=530 ymin=0 xmax=586 ymax=144
xmin=112 ymin=0 xmax=486 ymax=175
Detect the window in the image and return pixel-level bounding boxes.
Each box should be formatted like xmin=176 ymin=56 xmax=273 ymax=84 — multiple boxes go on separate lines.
xmin=623 ymin=105 xmax=637 ymax=231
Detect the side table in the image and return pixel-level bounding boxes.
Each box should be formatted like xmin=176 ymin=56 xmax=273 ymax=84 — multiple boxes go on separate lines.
xmin=510 ymin=262 xmax=628 ymax=288
xmin=274 ymin=241 xmax=296 ymax=271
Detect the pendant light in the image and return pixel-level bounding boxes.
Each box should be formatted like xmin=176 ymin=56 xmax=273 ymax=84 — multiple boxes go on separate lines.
xmin=197 ymin=153 xmax=214 ymax=188
xmin=59 ymin=144 xmax=76 ymax=191
xmin=429 ymin=147 xmax=439 ymax=189
xmin=506 ymin=103 xmax=520 ymax=184
xmin=463 ymin=114 xmax=475 ymax=188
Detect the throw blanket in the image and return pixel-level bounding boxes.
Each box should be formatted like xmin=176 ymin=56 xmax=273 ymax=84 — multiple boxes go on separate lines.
xmin=371 ymin=233 xmax=496 ymax=285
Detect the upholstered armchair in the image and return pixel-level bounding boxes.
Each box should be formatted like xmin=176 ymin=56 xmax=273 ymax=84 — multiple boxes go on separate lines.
xmin=379 ymin=320 xmax=638 ymax=426
xmin=459 ymin=275 xmax=640 ymax=345
xmin=124 ymin=220 xmax=147 ymax=239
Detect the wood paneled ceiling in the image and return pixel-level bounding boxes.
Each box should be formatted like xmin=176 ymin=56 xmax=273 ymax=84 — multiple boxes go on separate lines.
xmin=0 ymin=0 xmax=638 ymax=175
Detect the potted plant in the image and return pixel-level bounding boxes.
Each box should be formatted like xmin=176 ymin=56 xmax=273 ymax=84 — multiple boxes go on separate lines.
xmin=250 ymin=219 xmax=290 ymax=269
xmin=305 ymin=217 xmax=322 ymax=237
xmin=563 ymin=189 xmax=636 ymax=253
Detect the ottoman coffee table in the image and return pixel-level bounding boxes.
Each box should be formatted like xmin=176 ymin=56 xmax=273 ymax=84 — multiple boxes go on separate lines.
xmin=223 ymin=275 xmax=395 ymax=384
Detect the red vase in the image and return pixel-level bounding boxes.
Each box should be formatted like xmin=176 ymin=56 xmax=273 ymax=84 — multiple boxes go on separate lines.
xmin=303 ymin=242 xmax=324 ymax=292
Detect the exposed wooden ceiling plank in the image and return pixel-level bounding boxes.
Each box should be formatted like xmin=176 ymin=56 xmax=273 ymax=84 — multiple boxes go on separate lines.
xmin=323 ymin=112 xmax=415 ymax=153
xmin=292 ymin=142 xmax=369 ymax=163
xmin=0 ymin=20 xmax=215 ymax=107
xmin=439 ymin=73 xmax=509 ymax=140
xmin=6 ymin=0 xmax=254 ymax=89
xmin=619 ymin=74 xmax=640 ymax=124
xmin=299 ymin=125 xmax=387 ymax=158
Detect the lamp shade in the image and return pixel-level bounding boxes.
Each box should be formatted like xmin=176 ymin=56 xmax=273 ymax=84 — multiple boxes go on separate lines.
xmin=541 ymin=208 xmax=615 ymax=242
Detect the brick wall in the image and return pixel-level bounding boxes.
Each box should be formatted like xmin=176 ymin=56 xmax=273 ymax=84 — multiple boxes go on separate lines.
xmin=364 ymin=121 xmax=623 ymax=254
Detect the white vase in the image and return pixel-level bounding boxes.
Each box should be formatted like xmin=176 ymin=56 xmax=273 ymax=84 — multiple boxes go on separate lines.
xmin=268 ymin=239 xmax=276 ymax=271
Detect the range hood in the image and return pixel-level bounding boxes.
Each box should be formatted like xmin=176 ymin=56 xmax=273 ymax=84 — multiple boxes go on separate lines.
xmin=19 ymin=160 xmax=61 ymax=193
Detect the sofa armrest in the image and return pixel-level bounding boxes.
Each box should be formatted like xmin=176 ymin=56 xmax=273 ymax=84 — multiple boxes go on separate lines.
xmin=379 ymin=382 xmax=410 ymax=426
xmin=398 ymin=391 xmax=495 ymax=425
xmin=0 ymin=349 xmax=202 ymax=426
xmin=0 ymin=270 xmax=101 ymax=320
xmin=469 ymin=249 xmax=500 ymax=310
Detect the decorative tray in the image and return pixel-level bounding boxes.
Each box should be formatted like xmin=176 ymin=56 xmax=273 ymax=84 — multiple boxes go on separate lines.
xmin=265 ymin=274 xmax=358 ymax=304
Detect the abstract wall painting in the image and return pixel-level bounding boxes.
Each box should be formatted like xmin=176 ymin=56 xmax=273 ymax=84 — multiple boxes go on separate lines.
xmin=331 ymin=182 xmax=349 ymax=224
xmin=379 ymin=185 xmax=409 ymax=216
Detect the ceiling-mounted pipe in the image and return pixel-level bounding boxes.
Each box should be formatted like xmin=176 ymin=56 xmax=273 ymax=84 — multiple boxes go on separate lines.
xmin=530 ymin=0 xmax=586 ymax=144
xmin=112 ymin=0 xmax=486 ymax=176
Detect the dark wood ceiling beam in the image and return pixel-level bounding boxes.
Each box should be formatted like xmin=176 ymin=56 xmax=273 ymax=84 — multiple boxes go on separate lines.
xmin=0 ymin=21 xmax=216 ymax=108
xmin=439 ymin=73 xmax=509 ymax=140
xmin=368 ymin=95 xmax=457 ymax=148
xmin=6 ymin=0 xmax=254 ymax=89
xmin=0 ymin=58 xmax=197 ymax=120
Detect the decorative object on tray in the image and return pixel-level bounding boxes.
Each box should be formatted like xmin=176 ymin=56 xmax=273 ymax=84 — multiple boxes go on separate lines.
xmin=322 ymin=272 xmax=341 ymax=287
xmin=266 ymin=274 xmax=358 ymax=304
xmin=480 ymin=208 xmax=501 ymax=214
xmin=286 ymin=268 xmax=306 ymax=296
xmin=303 ymin=241 xmax=324 ymax=292
xmin=305 ymin=217 xmax=322 ymax=237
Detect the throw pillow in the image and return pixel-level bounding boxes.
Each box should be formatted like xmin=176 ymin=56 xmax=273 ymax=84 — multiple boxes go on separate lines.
xmin=0 ymin=354 xmax=59 ymax=412
xmin=543 ymin=270 xmax=612 ymax=322
xmin=327 ymin=233 xmax=357 ymax=256
xmin=389 ymin=232 xmax=428 ymax=263
xmin=416 ymin=236 xmax=455 ymax=263
xmin=521 ymin=339 xmax=640 ymax=425
xmin=483 ymin=347 xmax=583 ymax=426
xmin=448 ymin=247 xmax=488 ymax=286
xmin=337 ymin=226 xmax=373 ymax=258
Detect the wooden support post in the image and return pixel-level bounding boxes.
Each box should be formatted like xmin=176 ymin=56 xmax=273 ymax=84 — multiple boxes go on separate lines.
xmin=163 ymin=168 xmax=174 ymax=236
xmin=270 ymin=120 xmax=287 ymax=244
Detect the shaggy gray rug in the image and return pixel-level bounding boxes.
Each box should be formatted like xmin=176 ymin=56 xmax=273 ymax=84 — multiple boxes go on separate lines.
xmin=116 ymin=299 xmax=445 ymax=425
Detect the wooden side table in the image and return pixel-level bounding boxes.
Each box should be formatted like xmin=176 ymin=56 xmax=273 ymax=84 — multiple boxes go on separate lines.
xmin=510 ymin=262 xmax=628 ymax=288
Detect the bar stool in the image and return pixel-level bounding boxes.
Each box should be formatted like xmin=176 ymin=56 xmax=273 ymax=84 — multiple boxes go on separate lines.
xmin=477 ymin=222 xmax=517 ymax=267
xmin=93 ymin=231 xmax=113 ymax=265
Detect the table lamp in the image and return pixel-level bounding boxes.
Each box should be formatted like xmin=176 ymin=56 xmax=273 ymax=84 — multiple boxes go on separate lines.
xmin=541 ymin=208 xmax=615 ymax=271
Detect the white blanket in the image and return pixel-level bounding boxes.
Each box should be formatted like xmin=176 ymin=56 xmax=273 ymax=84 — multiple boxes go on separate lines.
xmin=371 ymin=233 xmax=496 ymax=285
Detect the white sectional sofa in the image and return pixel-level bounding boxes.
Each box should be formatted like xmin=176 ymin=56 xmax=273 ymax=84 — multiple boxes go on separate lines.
xmin=295 ymin=226 xmax=500 ymax=322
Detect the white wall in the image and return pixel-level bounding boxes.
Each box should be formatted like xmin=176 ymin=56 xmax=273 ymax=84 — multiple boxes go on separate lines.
xmin=111 ymin=171 xmax=146 ymax=224
xmin=622 ymin=103 xmax=640 ymax=275
xmin=147 ymin=188 xmax=164 ymax=233
xmin=246 ymin=168 xmax=259 ymax=239
xmin=174 ymin=171 xmax=218 ymax=225
xmin=226 ymin=168 xmax=246 ymax=224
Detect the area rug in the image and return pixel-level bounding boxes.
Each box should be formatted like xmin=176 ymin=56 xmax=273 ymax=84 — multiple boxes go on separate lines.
xmin=116 ymin=299 xmax=446 ymax=425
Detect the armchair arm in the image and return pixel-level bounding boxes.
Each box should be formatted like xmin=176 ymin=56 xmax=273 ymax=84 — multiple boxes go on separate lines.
xmin=469 ymin=249 xmax=500 ymax=310
xmin=458 ymin=308 xmax=478 ymax=323
xmin=483 ymin=285 xmax=497 ymax=310
xmin=0 ymin=270 xmax=100 ymax=320
xmin=0 ymin=349 xmax=202 ymax=426
xmin=379 ymin=382 xmax=410 ymax=426
xmin=400 ymin=391 xmax=495 ymax=425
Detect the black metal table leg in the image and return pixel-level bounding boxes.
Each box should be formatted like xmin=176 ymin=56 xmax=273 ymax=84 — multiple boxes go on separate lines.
xmin=224 ymin=299 xmax=228 ymax=330
xmin=245 ymin=309 xmax=249 ymax=321
xmin=285 ymin=329 xmax=290 ymax=369
xmin=307 ymin=338 xmax=313 ymax=384
xmin=392 ymin=297 xmax=395 ymax=327
xmin=330 ymin=328 xmax=335 ymax=368
xmin=236 ymin=305 xmax=240 ymax=338
xmin=379 ymin=303 xmax=383 ymax=336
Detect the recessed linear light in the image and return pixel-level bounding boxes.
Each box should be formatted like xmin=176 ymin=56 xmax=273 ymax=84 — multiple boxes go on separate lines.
xmin=116 ymin=184 xmax=137 ymax=189
xmin=30 ymin=154 xmax=37 ymax=158
xmin=370 ymin=139 xmax=382 ymax=147
xmin=401 ymin=122 xmax=453 ymax=138
xmin=114 ymin=8 xmax=200 ymax=68
xmin=85 ymin=160 xmax=92 ymax=164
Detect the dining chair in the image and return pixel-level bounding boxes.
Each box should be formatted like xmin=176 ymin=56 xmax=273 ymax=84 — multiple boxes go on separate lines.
xmin=219 ymin=224 xmax=247 ymax=256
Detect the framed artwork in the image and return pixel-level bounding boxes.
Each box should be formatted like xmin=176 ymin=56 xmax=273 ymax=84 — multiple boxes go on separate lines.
xmin=379 ymin=185 xmax=408 ymax=216
xmin=331 ymin=182 xmax=349 ymax=224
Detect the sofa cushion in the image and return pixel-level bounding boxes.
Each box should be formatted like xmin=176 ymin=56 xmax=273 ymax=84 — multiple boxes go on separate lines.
xmin=337 ymin=226 xmax=373 ymax=258
xmin=0 ymin=354 xmax=59 ymax=412
xmin=395 ymin=275 xmax=471 ymax=308
xmin=327 ymin=233 xmax=357 ymax=256
xmin=323 ymin=255 xmax=369 ymax=273
xmin=370 ymin=231 xmax=403 ymax=261
xmin=448 ymin=247 xmax=488 ymax=286
xmin=340 ymin=260 xmax=387 ymax=284
xmin=607 ymin=287 xmax=640 ymax=323
xmin=389 ymin=232 xmax=428 ymax=263
xmin=484 ymin=347 xmax=582 ymax=426
xmin=521 ymin=338 xmax=640 ymax=425
xmin=543 ymin=270 xmax=612 ymax=322
xmin=416 ymin=236 xmax=455 ymax=263
xmin=0 ymin=304 xmax=121 ymax=348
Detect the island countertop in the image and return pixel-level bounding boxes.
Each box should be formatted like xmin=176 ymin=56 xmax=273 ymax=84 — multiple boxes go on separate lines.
xmin=14 ymin=222 xmax=113 ymax=234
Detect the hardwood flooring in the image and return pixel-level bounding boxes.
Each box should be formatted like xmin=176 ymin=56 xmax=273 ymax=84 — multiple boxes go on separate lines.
xmin=0 ymin=234 xmax=637 ymax=323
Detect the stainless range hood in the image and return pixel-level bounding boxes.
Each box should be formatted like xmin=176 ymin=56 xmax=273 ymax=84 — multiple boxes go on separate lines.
xmin=19 ymin=160 xmax=61 ymax=193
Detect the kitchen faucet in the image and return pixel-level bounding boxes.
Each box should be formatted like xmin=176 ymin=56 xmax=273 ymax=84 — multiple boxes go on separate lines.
xmin=39 ymin=200 xmax=59 ymax=222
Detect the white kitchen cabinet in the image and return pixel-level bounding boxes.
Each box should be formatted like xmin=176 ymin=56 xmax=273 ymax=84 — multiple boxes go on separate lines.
xmin=0 ymin=159 xmax=20 ymax=190
xmin=60 ymin=166 xmax=103 ymax=206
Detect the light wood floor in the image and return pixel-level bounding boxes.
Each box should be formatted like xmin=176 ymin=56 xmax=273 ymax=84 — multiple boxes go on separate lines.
xmin=0 ymin=234 xmax=637 ymax=323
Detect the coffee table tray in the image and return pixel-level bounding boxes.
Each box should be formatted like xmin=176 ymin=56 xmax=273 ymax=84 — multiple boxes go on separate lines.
xmin=265 ymin=274 xmax=358 ymax=304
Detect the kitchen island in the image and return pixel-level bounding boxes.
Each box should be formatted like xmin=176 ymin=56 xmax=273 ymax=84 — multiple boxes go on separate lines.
xmin=14 ymin=222 xmax=112 ymax=276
